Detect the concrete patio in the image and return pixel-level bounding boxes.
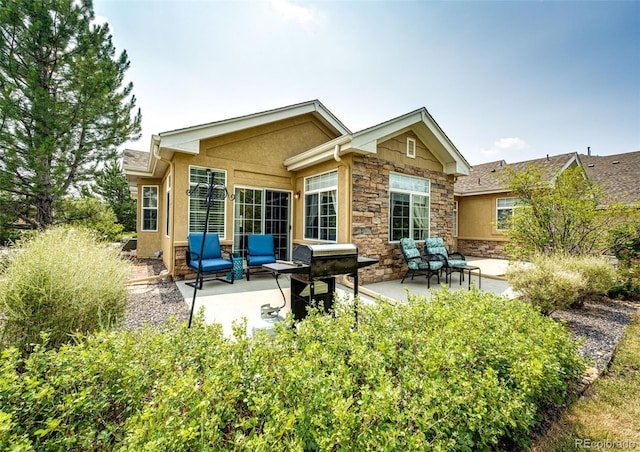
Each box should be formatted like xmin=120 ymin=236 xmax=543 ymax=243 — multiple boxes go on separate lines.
xmin=175 ymin=256 xmax=512 ymax=337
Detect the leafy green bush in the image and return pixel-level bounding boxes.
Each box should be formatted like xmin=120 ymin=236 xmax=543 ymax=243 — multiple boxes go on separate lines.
xmin=57 ymin=197 xmax=124 ymax=242
xmin=0 ymin=290 xmax=584 ymax=451
xmin=0 ymin=226 xmax=131 ymax=355
xmin=608 ymin=257 xmax=640 ymax=301
xmin=506 ymin=254 xmax=616 ymax=314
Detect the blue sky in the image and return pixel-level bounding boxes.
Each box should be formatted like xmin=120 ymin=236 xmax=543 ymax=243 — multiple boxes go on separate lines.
xmin=94 ymin=0 xmax=640 ymax=165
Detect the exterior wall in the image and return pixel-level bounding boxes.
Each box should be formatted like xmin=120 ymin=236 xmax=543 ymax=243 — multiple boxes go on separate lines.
xmin=168 ymin=114 xmax=340 ymax=279
xmin=135 ymin=176 xmax=164 ymax=259
xmin=456 ymin=238 xmax=508 ymax=258
xmin=351 ymin=132 xmax=455 ymax=284
xmin=291 ymin=158 xmax=353 ymax=246
xmin=455 ymin=192 xmax=510 ymax=258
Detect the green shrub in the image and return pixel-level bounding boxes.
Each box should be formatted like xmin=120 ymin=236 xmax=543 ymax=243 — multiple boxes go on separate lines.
xmin=0 ymin=226 xmax=131 ymax=355
xmin=506 ymin=254 xmax=616 ymax=314
xmin=608 ymin=257 xmax=640 ymax=300
xmin=0 ymin=290 xmax=584 ymax=451
xmin=57 ymin=197 xmax=124 ymax=242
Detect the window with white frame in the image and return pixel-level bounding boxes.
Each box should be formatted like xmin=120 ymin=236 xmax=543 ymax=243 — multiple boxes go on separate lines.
xmin=389 ymin=173 xmax=430 ymax=241
xmin=496 ymin=197 xmax=519 ymax=230
xmin=165 ymin=176 xmax=171 ymax=236
xmin=141 ymin=185 xmax=158 ymax=231
xmin=304 ymin=170 xmax=337 ymax=241
xmin=188 ymin=166 xmax=226 ymax=234
xmin=453 ymin=200 xmax=459 ymax=237
xmin=406 ymin=137 xmax=416 ymax=158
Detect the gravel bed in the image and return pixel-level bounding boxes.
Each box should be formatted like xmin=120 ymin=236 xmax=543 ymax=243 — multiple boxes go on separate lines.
xmin=122 ymin=258 xmax=188 ymax=330
xmin=124 ymin=258 xmax=638 ymax=374
xmin=551 ymin=298 xmax=638 ymax=373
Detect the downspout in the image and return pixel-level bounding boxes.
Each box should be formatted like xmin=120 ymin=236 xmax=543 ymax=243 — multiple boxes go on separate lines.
xmin=333 ymin=144 xmax=341 ymax=162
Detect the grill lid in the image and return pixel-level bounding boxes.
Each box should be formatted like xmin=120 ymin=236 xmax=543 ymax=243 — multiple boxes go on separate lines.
xmin=293 ymin=244 xmax=358 ymax=263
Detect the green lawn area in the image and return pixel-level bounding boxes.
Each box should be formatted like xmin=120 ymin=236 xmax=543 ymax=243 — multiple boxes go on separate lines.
xmin=533 ymin=310 xmax=640 ymax=451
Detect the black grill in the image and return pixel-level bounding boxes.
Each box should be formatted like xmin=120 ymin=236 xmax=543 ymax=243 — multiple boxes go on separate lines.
xmin=292 ymin=243 xmax=359 ymax=278
xmin=262 ymin=243 xmax=378 ymax=321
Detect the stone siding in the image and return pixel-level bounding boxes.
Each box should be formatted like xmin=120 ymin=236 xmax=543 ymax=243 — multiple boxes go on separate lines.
xmin=457 ymin=239 xmax=508 ymax=259
xmin=351 ymin=155 xmax=455 ymax=284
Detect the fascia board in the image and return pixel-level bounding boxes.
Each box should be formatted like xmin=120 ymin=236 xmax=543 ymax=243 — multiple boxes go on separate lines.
xmin=286 ymin=148 xmax=339 ymax=171
xmin=157 ymin=100 xmax=350 ymax=155
xmin=454 ymin=189 xmax=512 ymax=197
xmin=284 ymin=135 xmax=352 ymax=171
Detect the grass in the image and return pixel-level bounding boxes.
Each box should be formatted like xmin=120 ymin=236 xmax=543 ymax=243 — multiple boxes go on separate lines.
xmin=532 ymin=310 xmax=640 ymax=451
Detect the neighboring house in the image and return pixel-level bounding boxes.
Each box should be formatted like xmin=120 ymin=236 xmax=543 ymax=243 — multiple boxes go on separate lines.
xmin=453 ymin=152 xmax=581 ymax=258
xmin=580 ymin=150 xmax=640 ymax=207
xmin=123 ymin=100 xmax=471 ymax=284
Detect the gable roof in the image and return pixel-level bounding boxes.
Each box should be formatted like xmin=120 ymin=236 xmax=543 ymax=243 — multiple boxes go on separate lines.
xmin=455 ymin=152 xmax=579 ymax=196
xmin=123 ymin=100 xmax=350 ymax=179
xmin=284 ymin=108 xmax=471 ymax=176
xmin=580 ymin=150 xmax=640 ymax=205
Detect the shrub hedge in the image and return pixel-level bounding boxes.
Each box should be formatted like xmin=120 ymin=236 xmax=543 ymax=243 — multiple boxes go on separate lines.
xmin=0 ymin=289 xmax=585 ymax=451
xmin=0 ymin=226 xmax=131 ymax=355
xmin=506 ymin=253 xmax=617 ymax=314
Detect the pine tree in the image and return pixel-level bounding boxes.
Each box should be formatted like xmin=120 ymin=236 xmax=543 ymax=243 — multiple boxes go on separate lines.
xmin=0 ymin=0 xmax=141 ymax=229
xmin=92 ymin=159 xmax=136 ymax=231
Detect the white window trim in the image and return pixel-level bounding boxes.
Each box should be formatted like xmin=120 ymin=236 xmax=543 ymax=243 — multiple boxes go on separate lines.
xmin=453 ymin=200 xmax=459 ymax=238
xmin=188 ymin=165 xmax=228 ymax=238
xmin=141 ymin=185 xmax=159 ymax=232
xmin=496 ymin=197 xmax=519 ymax=231
xmin=388 ymin=172 xmax=431 ymax=243
xmin=303 ymin=169 xmax=338 ymax=242
xmin=406 ymin=137 xmax=416 ymax=159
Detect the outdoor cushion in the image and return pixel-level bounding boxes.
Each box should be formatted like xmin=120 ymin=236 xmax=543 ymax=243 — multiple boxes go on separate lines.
xmin=408 ymin=260 xmax=443 ymax=271
xmin=247 ymin=234 xmax=276 ymax=262
xmin=188 ymin=232 xmax=222 ymax=260
xmin=246 ymin=234 xmax=277 ymax=280
xmin=247 ymin=254 xmax=276 ymax=266
xmin=188 ymin=257 xmax=232 ymax=273
xmin=448 ymin=259 xmax=467 ymax=268
xmin=425 ymin=238 xmax=448 ymax=258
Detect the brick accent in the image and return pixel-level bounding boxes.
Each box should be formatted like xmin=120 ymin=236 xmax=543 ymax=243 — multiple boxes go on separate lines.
xmin=457 ymin=239 xmax=508 ymax=259
xmin=351 ymin=155 xmax=455 ymax=284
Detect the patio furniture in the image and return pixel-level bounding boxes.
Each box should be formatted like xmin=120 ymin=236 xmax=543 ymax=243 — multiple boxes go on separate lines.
xmin=186 ymin=233 xmax=234 ymax=289
xmin=399 ymin=237 xmax=443 ymax=287
xmin=459 ymin=265 xmax=481 ymax=290
xmin=425 ymin=237 xmax=467 ymax=285
xmin=246 ymin=234 xmax=277 ymax=280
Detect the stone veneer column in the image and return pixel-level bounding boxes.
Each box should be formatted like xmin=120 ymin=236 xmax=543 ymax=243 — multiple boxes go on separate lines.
xmin=351 ymin=155 xmax=455 ymax=284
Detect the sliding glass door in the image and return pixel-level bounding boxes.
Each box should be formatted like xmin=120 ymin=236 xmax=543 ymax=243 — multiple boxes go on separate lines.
xmin=234 ymin=188 xmax=291 ymax=260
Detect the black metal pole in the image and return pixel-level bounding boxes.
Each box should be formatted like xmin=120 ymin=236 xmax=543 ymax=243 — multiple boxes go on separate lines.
xmin=188 ymin=170 xmax=214 ymax=328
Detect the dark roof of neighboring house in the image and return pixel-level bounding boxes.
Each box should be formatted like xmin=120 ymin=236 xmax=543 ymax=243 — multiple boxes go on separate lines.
xmin=580 ymin=151 xmax=640 ymax=205
xmin=455 ymin=152 xmax=578 ymax=195
xmin=123 ymin=148 xmax=150 ymax=171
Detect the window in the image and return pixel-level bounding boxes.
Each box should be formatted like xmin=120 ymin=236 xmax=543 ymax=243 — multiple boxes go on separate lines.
xmin=496 ymin=197 xmax=519 ymax=230
xmin=389 ymin=173 xmax=430 ymax=241
xmin=188 ymin=166 xmax=226 ymax=235
xmin=304 ymin=171 xmax=337 ymax=241
xmin=453 ymin=201 xmax=458 ymax=237
xmin=165 ymin=176 xmax=171 ymax=236
xmin=141 ymin=186 xmax=158 ymax=231
xmin=406 ymin=137 xmax=416 ymax=158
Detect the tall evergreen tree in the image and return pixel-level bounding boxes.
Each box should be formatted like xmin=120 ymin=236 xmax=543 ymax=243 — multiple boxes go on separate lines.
xmin=92 ymin=158 xmax=136 ymax=231
xmin=0 ymin=0 xmax=141 ymax=229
